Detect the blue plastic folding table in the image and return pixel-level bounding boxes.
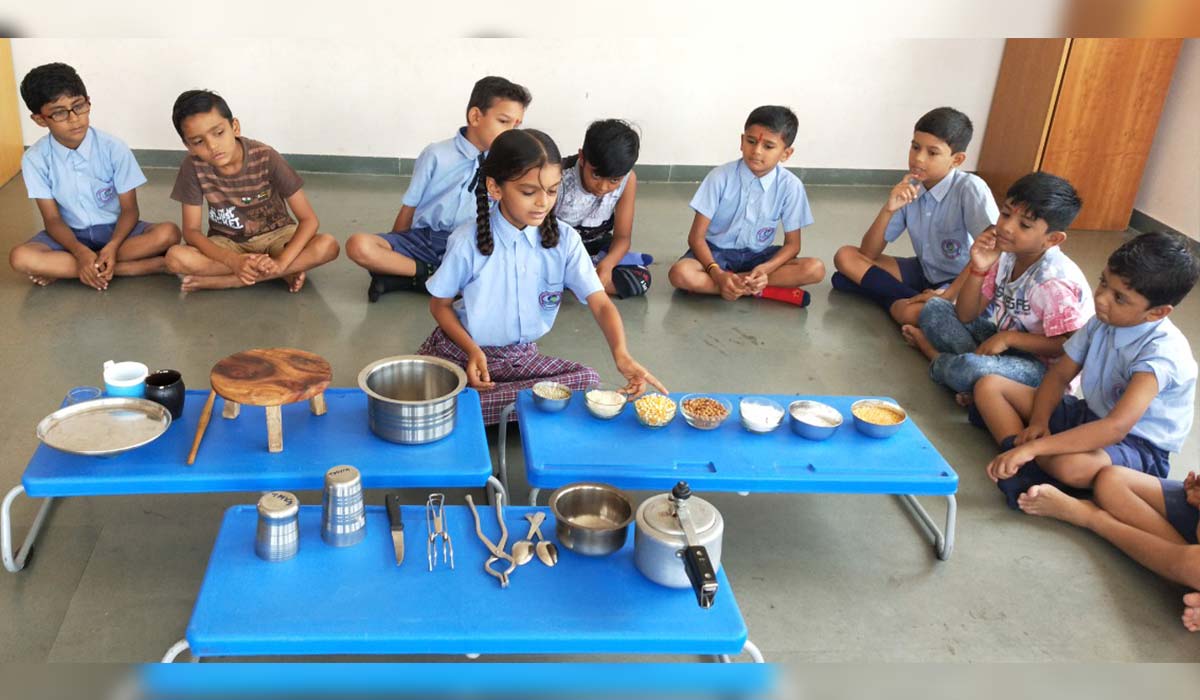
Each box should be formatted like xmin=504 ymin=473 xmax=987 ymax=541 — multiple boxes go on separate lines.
xmin=3 ymin=388 xmax=497 ymax=573
xmin=162 ymin=504 xmax=761 ymax=662
xmin=499 ymin=391 xmax=958 ymax=559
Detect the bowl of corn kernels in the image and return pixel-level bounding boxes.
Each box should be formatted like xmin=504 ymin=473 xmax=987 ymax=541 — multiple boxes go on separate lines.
xmin=679 ymin=394 xmax=732 ymax=430
xmin=850 ymin=399 xmax=908 ymax=438
xmin=634 ymin=393 xmax=677 ymax=428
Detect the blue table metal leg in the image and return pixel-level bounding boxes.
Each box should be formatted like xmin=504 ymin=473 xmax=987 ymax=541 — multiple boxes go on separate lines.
xmin=3 ymin=485 xmax=54 ymax=573
xmin=161 ymin=639 xmax=192 ymax=663
xmin=897 ymin=494 xmax=956 ymax=561
xmin=486 ymin=476 xmax=507 ymax=508
xmin=496 ymin=402 xmax=516 ymax=504
xmin=720 ymin=639 xmax=765 ymax=663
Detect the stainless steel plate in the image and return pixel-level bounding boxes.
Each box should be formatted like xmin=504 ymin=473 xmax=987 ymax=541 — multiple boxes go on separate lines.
xmin=36 ymin=398 xmax=172 ymax=456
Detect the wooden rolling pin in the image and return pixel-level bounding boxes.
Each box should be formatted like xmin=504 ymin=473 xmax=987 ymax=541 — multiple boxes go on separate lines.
xmin=187 ymin=390 xmax=217 ymax=465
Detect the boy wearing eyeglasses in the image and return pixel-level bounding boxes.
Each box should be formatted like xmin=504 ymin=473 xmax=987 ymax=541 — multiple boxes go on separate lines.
xmin=10 ymin=63 xmax=180 ymax=289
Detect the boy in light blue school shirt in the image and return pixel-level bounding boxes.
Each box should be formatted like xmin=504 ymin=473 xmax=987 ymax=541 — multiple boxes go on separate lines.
xmin=976 ymin=232 xmax=1200 ymax=510
xmin=345 ymin=76 xmax=532 ymax=302
xmin=881 ymin=168 xmax=996 ymax=284
xmin=10 ymin=63 xmax=179 ymax=290
xmin=426 ymin=206 xmax=604 ymax=347
xmin=832 ymin=107 xmax=997 ymax=326
xmin=668 ymin=106 xmax=825 ymax=308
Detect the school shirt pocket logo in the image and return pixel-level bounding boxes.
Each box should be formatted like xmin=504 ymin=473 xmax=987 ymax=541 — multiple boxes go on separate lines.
xmin=95 ymin=184 xmax=116 ymax=206
xmin=940 ymin=239 xmax=964 ymax=259
xmin=755 ymin=226 xmax=775 ymax=243
xmin=539 ymin=270 xmax=565 ymax=311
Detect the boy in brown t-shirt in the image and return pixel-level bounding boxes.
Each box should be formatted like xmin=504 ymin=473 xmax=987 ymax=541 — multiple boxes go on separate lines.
xmin=165 ymin=90 xmax=339 ymax=292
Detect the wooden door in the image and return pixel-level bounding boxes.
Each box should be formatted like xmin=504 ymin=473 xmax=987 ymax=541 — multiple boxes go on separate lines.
xmin=0 ymin=39 xmax=23 ymax=186
xmin=975 ymin=39 xmax=1071 ymax=207
xmin=1040 ymin=39 xmax=1182 ymax=230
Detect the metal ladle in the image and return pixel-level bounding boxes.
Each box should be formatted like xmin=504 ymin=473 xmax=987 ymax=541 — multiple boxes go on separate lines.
xmin=529 ymin=513 xmax=558 ymax=567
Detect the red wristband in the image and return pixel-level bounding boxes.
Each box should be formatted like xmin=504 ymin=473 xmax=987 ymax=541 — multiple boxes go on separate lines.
xmin=969 ymin=266 xmax=989 ymax=277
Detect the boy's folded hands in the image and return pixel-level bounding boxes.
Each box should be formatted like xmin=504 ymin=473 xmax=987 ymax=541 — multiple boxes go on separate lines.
xmin=72 ymin=248 xmax=106 ymax=290
xmin=1016 ymin=422 xmax=1050 ymax=445
xmin=716 ymin=269 xmax=748 ymax=301
xmin=744 ymin=267 xmax=769 ymax=295
xmin=232 ymin=253 xmax=272 ymax=286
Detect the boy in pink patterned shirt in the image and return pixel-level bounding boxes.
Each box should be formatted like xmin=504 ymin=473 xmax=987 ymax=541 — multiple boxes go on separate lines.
xmin=902 ymin=172 xmax=1093 ymax=404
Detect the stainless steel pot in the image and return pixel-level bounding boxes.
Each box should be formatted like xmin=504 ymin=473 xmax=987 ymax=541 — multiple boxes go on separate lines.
xmin=634 ymin=481 xmax=723 ymax=608
xmin=548 ymin=482 xmax=634 ymax=556
xmin=358 ymin=355 xmax=467 ymax=444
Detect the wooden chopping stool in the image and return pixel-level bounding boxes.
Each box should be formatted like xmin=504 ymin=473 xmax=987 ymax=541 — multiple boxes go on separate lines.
xmin=210 ymin=348 xmax=333 ymax=453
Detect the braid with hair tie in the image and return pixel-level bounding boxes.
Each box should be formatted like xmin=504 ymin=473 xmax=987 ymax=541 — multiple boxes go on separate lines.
xmin=474 ymin=175 xmax=494 ymax=255
xmin=540 ymin=208 xmax=560 ymax=249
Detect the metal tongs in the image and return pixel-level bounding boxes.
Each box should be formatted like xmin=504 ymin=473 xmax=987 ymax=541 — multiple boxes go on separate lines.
xmin=426 ymin=493 xmax=454 ymax=571
xmin=465 ymin=493 xmax=515 ymax=588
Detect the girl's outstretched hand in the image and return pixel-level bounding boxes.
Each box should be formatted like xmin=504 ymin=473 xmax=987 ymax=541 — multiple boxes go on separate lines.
xmin=615 ymin=354 xmax=668 ymax=397
xmin=466 ymin=349 xmax=495 ymax=390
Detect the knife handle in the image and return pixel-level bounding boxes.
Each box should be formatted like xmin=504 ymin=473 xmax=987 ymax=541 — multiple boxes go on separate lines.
xmin=386 ymin=493 xmax=403 ymax=532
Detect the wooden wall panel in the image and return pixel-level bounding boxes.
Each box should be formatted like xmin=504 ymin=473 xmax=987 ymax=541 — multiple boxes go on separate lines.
xmin=975 ymin=39 xmax=1070 ymax=206
xmin=0 ymin=39 xmax=24 ymax=187
xmin=1041 ymin=39 xmax=1182 ymax=230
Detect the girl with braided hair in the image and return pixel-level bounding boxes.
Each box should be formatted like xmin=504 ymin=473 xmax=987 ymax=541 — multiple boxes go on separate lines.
xmin=420 ymin=129 xmax=667 ymax=424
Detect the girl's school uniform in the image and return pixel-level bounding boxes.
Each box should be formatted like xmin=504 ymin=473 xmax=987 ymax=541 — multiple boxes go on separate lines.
xmin=421 ymin=207 xmax=604 ymax=424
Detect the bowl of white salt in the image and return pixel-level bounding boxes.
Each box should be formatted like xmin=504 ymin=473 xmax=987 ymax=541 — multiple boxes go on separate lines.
xmin=739 ymin=396 xmax=786 ymax=434
xmin=788 ymin=400 xmax=844 ymax=441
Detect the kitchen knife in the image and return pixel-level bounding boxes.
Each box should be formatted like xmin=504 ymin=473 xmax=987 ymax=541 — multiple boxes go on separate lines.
xmin=385 ymin=493 xmax=404 ymax=566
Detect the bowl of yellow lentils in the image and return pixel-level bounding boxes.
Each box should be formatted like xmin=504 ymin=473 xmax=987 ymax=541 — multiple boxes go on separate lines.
xmin=850 ymin=399 xmax=908 ymax=438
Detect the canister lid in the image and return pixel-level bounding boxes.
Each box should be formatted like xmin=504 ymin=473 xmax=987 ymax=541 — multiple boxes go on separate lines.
xmin=257 ymin=491 xmax=299 ymax=519
xmin=637 ymin=492 xmax=720 ymax=539
xmin=324 ymin=465 xmax=362 ymax=491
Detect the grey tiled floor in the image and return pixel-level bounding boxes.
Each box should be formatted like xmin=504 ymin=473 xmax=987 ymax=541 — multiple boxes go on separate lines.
xmin=0 ymin=168 xmax=1196 ymax=662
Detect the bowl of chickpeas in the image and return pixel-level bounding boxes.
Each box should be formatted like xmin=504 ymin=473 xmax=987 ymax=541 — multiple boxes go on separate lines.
xmin=850 ymin=399 xmax=908 ymax=438
xmin=634 ymin=393 xmax=677 ymax=428
xmin=679 ymin=394 xmax=732 ymax=430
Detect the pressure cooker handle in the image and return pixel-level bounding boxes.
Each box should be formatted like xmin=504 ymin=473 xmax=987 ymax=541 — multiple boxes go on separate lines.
xmin=682 ymin=544 xmax=718 ymax=609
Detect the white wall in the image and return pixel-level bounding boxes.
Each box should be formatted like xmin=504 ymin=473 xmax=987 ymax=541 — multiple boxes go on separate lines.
xmin=1136 ymin=38 xmax=1200 ymax=238
xmin=10 ymin=38 xmax=1004 ymax=170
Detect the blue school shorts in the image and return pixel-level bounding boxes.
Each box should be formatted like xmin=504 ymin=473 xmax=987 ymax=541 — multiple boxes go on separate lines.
xmin=377 ymin=227 xmax=451 ymax=266
xmin=1160 ymin=479 xmax=1199 ymax=544
xmin=1048 ymin=395 xmax=1172 ymax=478
xmin=681 ymin=243 xmax=781 ymax=273
xmin=895 ymin=255 xmax=953 ymax=291
xmin=29 ymin=221 xmax=150 ymax=252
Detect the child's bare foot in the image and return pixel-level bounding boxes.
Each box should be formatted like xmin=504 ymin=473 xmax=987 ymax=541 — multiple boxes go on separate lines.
xmin=1017 ymin=484 xmax=1098 ymax=526
xmin=900 ymin=325 xmax=939 ymax=361
xmin=955 ymin=392 xmax=974 ymax=407
xmin=180 ymin=274 xmax=245 ymax=292
xmin=1184 ymin=592 xmax=1200 ymax=632
xmin=28 ymin=275 xmax=55 ymax=286
xmin=285 ymin=271 xmax=306 ymax=293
